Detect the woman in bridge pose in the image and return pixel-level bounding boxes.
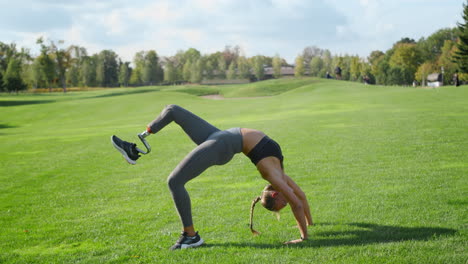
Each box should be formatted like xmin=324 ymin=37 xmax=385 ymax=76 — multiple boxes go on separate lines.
xmin=111 ymin=104 xmax=313 ymax=250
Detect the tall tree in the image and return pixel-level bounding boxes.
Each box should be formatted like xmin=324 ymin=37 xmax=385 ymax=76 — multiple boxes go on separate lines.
xmin=142 ymin=50 xmax=162 ymax=85
xmin=36 ymin=38 xmax=56 ymax=92
xmin=50 ymin=40 xmax=71 ymax=92
xmin=66 ymin=45 xmax=87 ymax=87
xmin=349 ymin=56 xmax=362 ymax=81
xmin=80 ymin=56 xmax=96 ymax=87
xmin=183 ymin=60 xmax=192 ymax=82
xmin=272 ymin=54 xmax=282 ymax=79
xmin=368 ymin=50 xmax=385 ymax=83
xmin=203 ymin=57 xmax=215 ymax=80
xmin=96 ymin=50 xmax=119 ymax=87
xmin=322 ymin=50 xmax=333 ymax=75
xmin=438 ymin=40 xmax=458 ymax=84
xmin=226 ymin=61 xmax=237 ymax=80
xmin=454 ymin=1 xmax=468 ymax=73
xmin=237 ymin=56 xmax=250 ymax=79
xmin=415 ymin=62 xmax=438 ymax=85
xmin=3 ymin=57 xmax=26 ymax=93
xmin=294 ymin=55 xmax=305 ymax=77
xmin=184 ymin=48 xmax=201 ymax=64
xmin=66 ymin=63 xmax=80 ymax=87
xmin=222 ymin=45 xmax=241 ymax=67
xmin=252 ymin=56 xmax=265 ymax=81
xmin=309 ymin=56 xmax=323 ymax=77
xmin=418 ymin=28 xmax=457 ymax=62
xmin=217 ymin=55 xmax=227 ymax=79
xmin=119 ymin=61 xmax=131 ymax=87
xmin=302 ymin=46 xmax=324 ymax=65
xmin=389 ymin=43 xmax=423 ymax=84
xmin=163 ymin=59 xmax=178 ymax=84
xmin=190 ymin=58 xmax=203 ymax=83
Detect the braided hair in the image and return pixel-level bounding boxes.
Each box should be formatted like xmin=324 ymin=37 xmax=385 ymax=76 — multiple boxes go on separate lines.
xmin=249 ymin=196 xmax=261 ymax=235
xmin=249 ymin=184 xmax=279 ymax=235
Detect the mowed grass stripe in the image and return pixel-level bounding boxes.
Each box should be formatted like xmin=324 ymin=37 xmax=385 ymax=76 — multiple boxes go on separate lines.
xmin=0 ymin=78 xmax=466 ymax=263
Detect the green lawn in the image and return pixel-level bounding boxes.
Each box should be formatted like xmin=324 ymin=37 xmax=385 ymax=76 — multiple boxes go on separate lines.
xmin=0 ymin=78 xmax=467 ymax=263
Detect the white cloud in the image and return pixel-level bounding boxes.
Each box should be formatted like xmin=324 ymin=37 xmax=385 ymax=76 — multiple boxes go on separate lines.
xmin=0 ymin=0 xmax=464 ymax=63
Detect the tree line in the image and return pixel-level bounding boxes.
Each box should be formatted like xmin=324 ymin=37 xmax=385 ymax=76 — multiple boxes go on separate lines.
xmin=1 ymin=2 xmax=467 ymax=93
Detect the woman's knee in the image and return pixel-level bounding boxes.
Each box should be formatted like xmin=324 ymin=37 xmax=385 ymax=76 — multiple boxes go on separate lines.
xmin=165 ymin=104 xmax=180 ymax=113
xmin=167 ymin=174 xmax=183 ymax=191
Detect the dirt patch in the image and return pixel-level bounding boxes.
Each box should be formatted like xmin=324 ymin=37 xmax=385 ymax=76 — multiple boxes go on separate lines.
xmin=200 ymin=94 xmax=271 ymax=100
xmin=201 ymin=94 xmax=225 ymax=100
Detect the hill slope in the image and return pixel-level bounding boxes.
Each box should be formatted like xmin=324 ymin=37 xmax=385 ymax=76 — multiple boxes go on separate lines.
xmin=0 ymin=79 xmax=467 ymax=263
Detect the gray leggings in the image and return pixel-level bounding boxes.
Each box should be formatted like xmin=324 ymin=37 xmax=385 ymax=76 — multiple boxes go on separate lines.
xmin=148 ymin=105 xmax=243 ymax=227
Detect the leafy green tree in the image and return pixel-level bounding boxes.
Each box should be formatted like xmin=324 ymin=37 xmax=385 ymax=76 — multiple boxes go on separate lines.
xmin=66 ymin=64 xmax=80 ymax=87
xmin=375 ymin=58 xmax=390 ymax=85
xmin=119 ymin=61 xmax=131 ymax=87
xmin=222 ymin=45 xmax=241 ymax=67
xmin=163 ymin=59 xmax=178 ymax=84
xmin=50 ymin=40 xmax=71 ymax=92
xmin=415 ymin=62 xmax=438 ymax=85
xmin=203 ymin=58 xmax=215 ymax=80
xmin=36 ymin=38 xmax=56 ymax=91
xmin=80 ymin=56 xmax=96 ymax=87
xmin=454 ymin=1 xmax=468 ymax=73
xmin=252 ymin=56 xmax=265 ymax=80
xmin=349 ymin=56 xmax=362 ymax=81
xmin=294 ymin=55 xmax=305 ymax=77
xmin=387 ymin=66 xmax=412 ymax=85
xmin=0 ymin=42 xmax=12 ymax=90
xmin=227 ymin=61 xmax=237 ymax=80
xmin=96 ymin=50 xmax=119 ymax=87
xmin=438 ymin=40 xmax=458 ymax=84
xmin=190 ymin=58 xmax=203 ymax=83
xmin=272 ymin=54 xmax=282 ymax=78
xmin=309 ymin=56 xmax=323 ymax=77
xmin=183 ymin=60 xmax=192 ymax=81
xmin=184 ymin=48 xmax=201 ymax=64
xmin=217 ymin=55 xmax=227 ymax=79
xmin=322 ymin=50 xmax=333 ymax=75
xmin=418 ymin=28 xmax=457 ymax=62
xmin=302 ymin=46 xmax=324 ymax=65
xmin=338 ymin=56 xmax=351 ymax=81
xmin=0 ymin=42 xmax=28 ymax=90
xmin=389 ymin=43 xmax=423 ymax=84
xmin=360 ymin=62 xmax=375 ymax=84
xmin=237 ymin=56 xmax=250 ymax=79
xmin=396 ymin=37 xmax=416 ymax=45
xmin=130 ymin=51 xmax=144 ymax=86
xmin=3 ymin=57 xmax=26 ymax=93
xmin=368 ymin=50 xmax=385 ymax=83
xmin=28 ymin=57 xmax=45 ymax=89
xmin=141 ymin=50 xmax=162 ymax=85
xmin=66 ymin=45 xmax=87 ymax=87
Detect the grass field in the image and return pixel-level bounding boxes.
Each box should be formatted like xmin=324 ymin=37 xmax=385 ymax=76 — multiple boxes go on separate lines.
xmin=0 ymin=78 xmax=467 ymax=263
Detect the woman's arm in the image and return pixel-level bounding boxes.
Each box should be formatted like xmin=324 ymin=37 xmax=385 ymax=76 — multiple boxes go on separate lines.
xmin=284 ymin=174 xmax=313 ymax=226
xmin=270 ymin=176 xmax=308 ymax=241
xmin=257 ymin=158 xmax=309 ymax=243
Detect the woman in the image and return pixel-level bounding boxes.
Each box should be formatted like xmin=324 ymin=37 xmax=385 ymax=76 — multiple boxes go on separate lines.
xmin=111 ymin=104 xmax=313 ymax=250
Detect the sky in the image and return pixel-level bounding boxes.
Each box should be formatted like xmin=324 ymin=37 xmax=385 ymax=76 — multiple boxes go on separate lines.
xmin=0 ymin=0 xmax=465 ymax=64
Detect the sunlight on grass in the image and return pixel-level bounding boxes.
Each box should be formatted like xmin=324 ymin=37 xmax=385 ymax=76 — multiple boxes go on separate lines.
xmin=0 ymin=79 xmax=467 ymax=263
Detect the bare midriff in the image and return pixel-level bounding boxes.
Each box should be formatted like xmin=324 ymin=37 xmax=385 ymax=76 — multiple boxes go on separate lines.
xmin=240 ymin=128 xmax=266 ymax=155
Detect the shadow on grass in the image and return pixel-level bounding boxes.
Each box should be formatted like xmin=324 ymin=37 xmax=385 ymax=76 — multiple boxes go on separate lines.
xmin=206 ymin=222 xmax=457 ymax=249
xmin=0 ymin=100 xmax=55 ymax=107
xmin=90 ymin=88 xmax=161 ymax=99
xmin=0 ymin=123 xmax=17 ymax=129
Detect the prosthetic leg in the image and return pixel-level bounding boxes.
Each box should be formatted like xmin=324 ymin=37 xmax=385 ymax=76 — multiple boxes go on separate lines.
xmin=136 ymin=131 xmax=151 ymax=154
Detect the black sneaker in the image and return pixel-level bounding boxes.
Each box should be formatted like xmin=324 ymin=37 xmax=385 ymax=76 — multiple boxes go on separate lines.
xmin=170 ymin=232 xmax=204 ymax=250
xmin=111 ymin=135 xmax=140 ymax=165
